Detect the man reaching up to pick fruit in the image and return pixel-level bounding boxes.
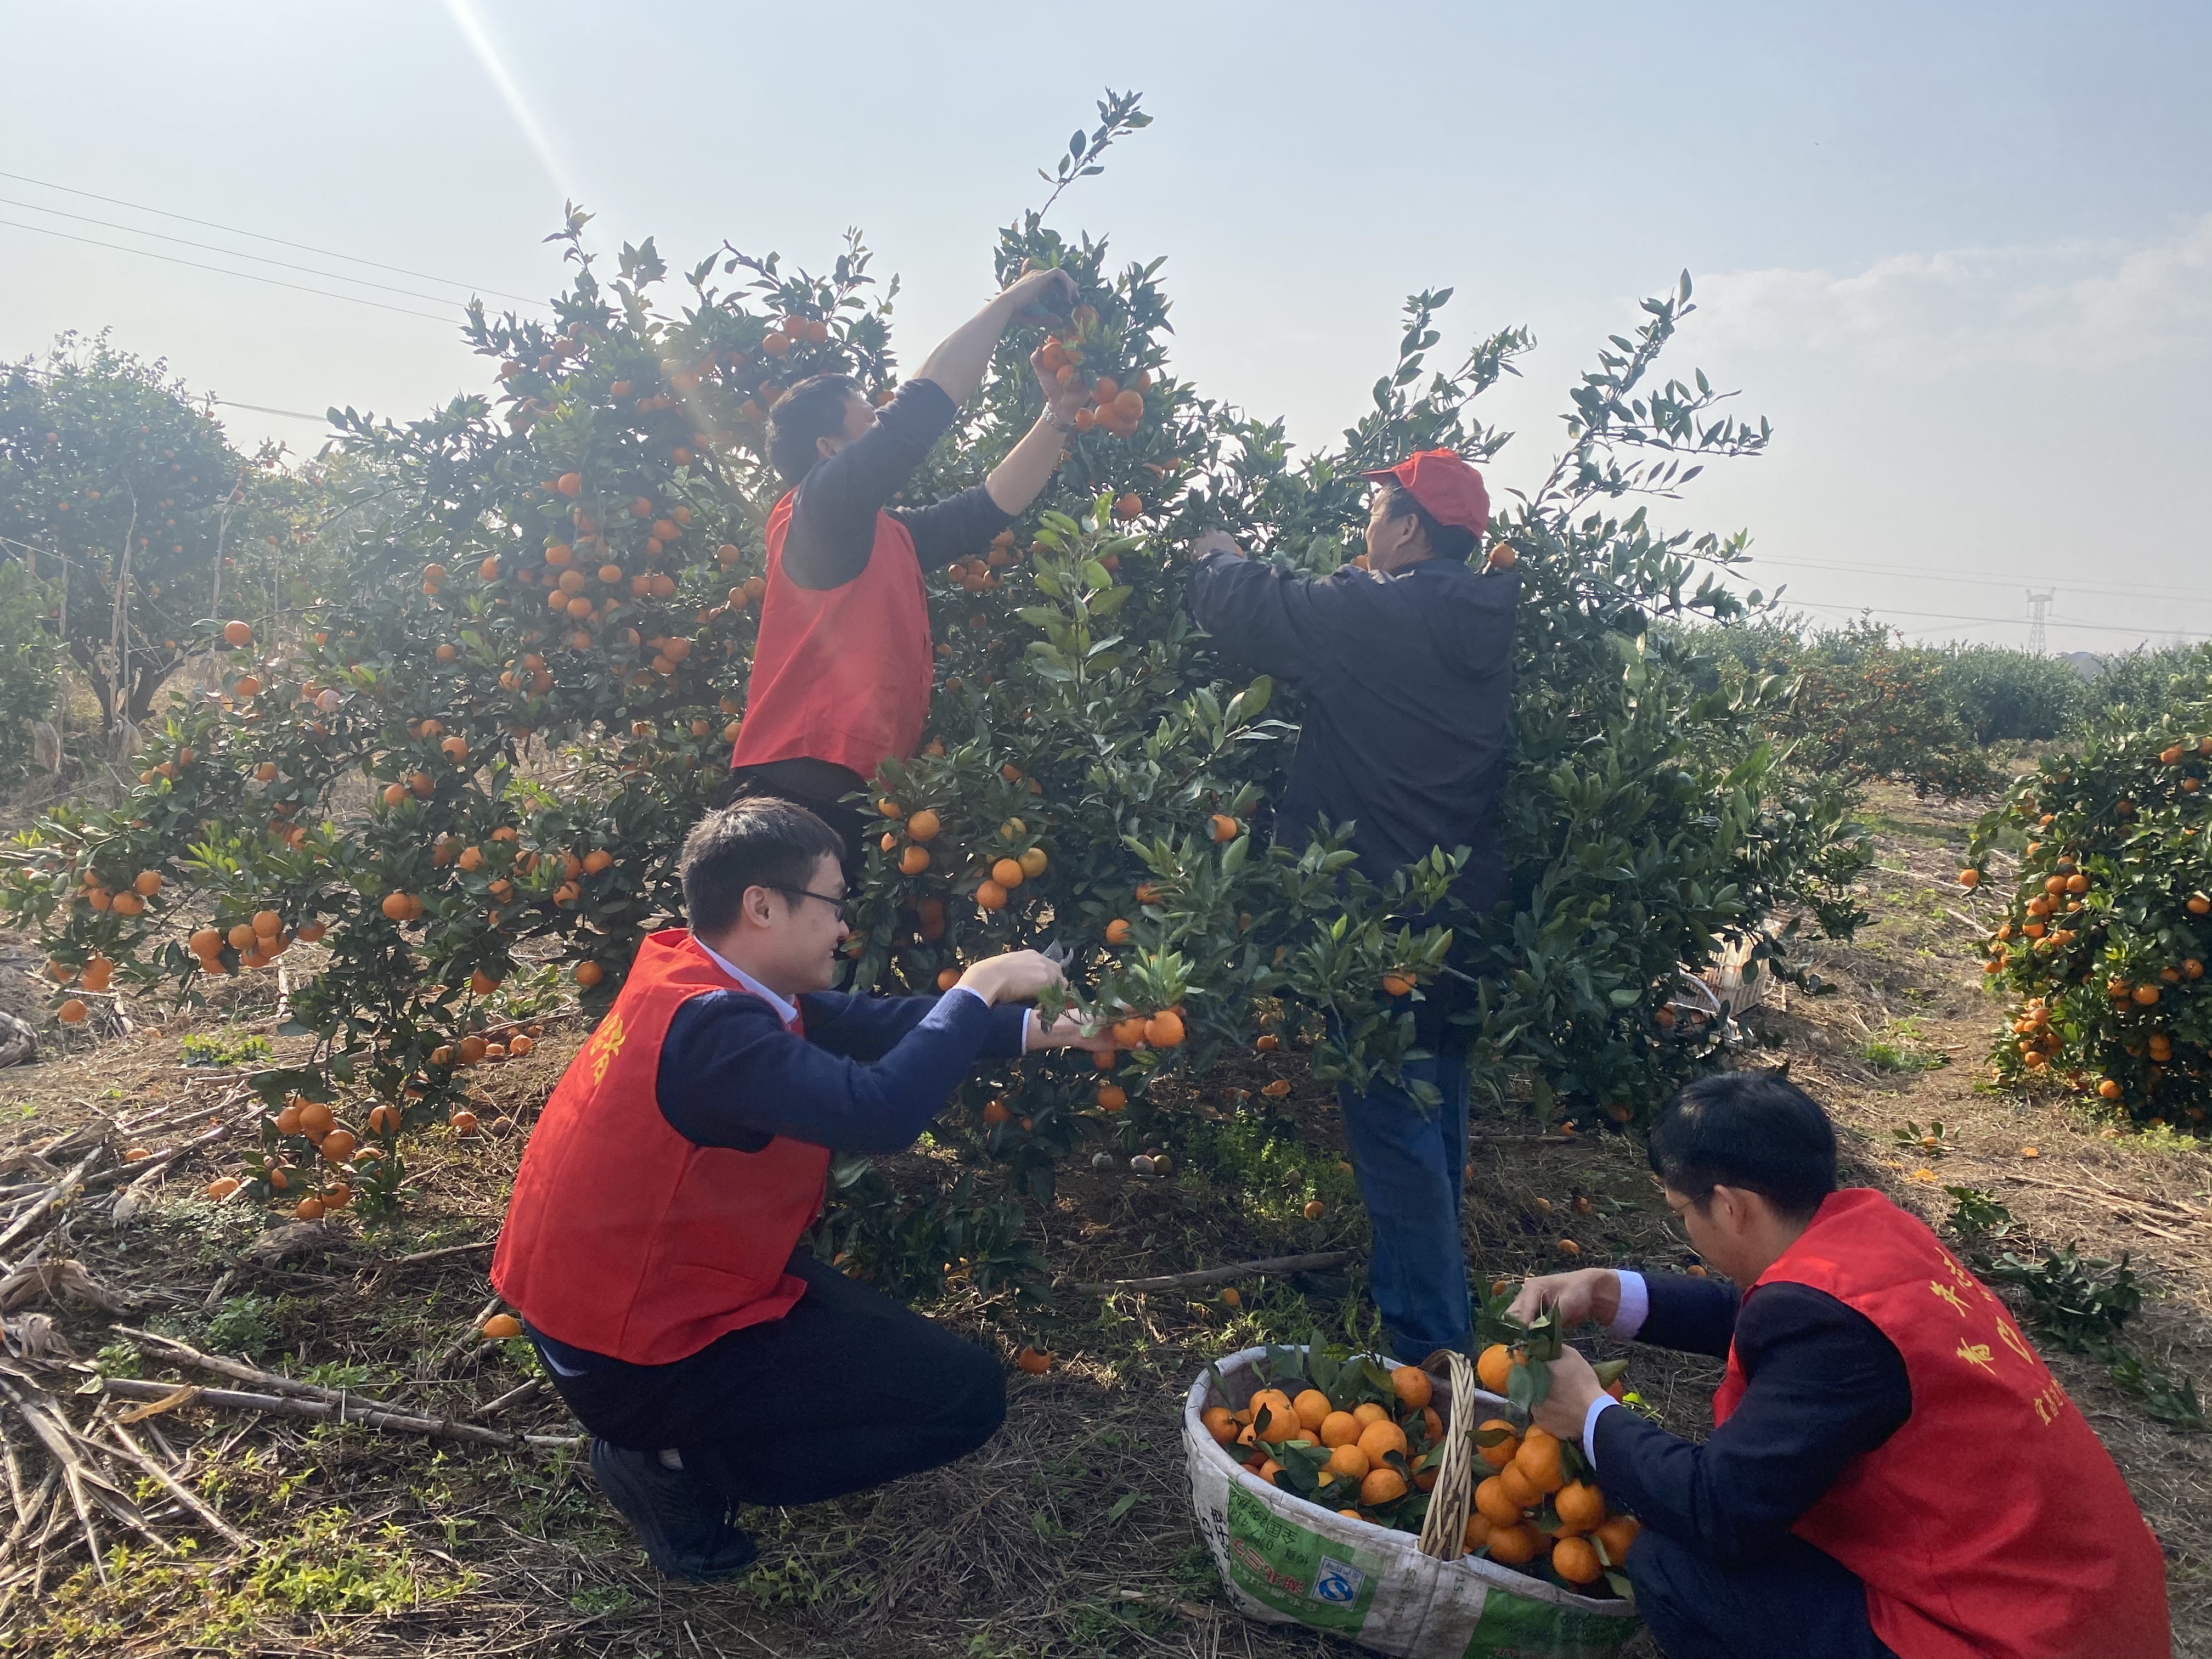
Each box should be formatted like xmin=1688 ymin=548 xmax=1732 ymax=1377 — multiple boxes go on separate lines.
xmin=1186 ymin=449 xmax=1518 ymax=1366
xmin=491 ymin=798 xmax=1112 ymax=1579
xmin=727 ymin=264 xmax=1086 ymax=868
xmin=1510 ymin=1070 xmax=2169 ymax=1659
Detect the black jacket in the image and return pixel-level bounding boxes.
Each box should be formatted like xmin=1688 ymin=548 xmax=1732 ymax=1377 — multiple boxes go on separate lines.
xmin=1593 ymin=1271 xmax=1912 ymax=1564
xmin=1186 ymin=550 xmax=1519 ymax=906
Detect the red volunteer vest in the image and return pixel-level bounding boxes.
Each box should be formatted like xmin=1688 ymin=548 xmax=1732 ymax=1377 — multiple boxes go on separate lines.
xmin=490 ymin=930 xmax=831 ymax=1365
xmin=729 ymin=490 xmax=934 ymax=783
xmin=1713 ymin=1189 xmax=2169 ymax=1659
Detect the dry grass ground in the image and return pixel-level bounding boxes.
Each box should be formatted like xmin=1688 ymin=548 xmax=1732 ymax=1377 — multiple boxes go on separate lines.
xmin=0 ymin=782 xmax=2204 ymax=1658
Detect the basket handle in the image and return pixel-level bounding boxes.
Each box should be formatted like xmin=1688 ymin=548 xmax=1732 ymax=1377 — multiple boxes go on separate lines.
xmin=1415 ymin=1349 xmax=1479 ymax=1561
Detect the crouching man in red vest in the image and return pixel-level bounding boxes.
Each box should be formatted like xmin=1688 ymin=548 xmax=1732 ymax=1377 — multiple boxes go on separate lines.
xmin=491 ymin=797 xmax=1109 ymax=1579
xmin=727 ymin=264 xmax=1085 ymax=866
xmin=1514 ymin=1071 xmax=2169 ymax=1659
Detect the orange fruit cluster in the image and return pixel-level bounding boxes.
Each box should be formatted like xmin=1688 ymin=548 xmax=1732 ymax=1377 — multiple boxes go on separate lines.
xmin=1039 ymin=336 xmax=1149 ymax=438
xmin=1201 ymin=1363 xmax=1449 ymax=1523
xmin=1468 ymin=1417 xmax=1639 ymax=1585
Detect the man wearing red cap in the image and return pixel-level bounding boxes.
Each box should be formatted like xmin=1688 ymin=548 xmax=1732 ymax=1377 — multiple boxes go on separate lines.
xmin=1188 ymin=448 xmax=1518 ymax=1362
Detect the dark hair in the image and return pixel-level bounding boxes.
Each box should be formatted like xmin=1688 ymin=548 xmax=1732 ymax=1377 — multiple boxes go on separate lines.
xmin=766 ymin=374 xmax=865 ymax=484
xmin=679 ymin=798 xmax=845 ymax=935
xmin=1647 ymin=1070 xmax=1838 ymax=1221
xmin=1374 ymin=480 xmax=1478 ymax=563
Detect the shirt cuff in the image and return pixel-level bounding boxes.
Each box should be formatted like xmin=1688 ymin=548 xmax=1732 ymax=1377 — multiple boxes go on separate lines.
xmin=1607 ymin=1271 xmax=1649 ymax=1341
xmin=1582 ymin=1395 xmax=1620 ymax=1469
xmin=938 ymin=984 xmax=1033 ymax=1053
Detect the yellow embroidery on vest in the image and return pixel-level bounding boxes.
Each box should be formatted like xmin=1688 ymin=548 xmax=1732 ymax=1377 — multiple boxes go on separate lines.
xmin=2029 ymin=1377 xmax=2066 ymax=1425
xmin=588 ymin=1010 xmax=628 ymax=1085
xmin=1929 ymin=1280 xmax=1970 ymax=1317
xmin=1942 ymin=1254 xmax=1991 ymax=1301
xmin=1955 ymin=1340 xmax=1995 ymax=1372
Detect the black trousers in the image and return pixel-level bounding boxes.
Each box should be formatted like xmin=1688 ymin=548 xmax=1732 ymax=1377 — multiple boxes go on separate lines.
xmin=539 ymin=1253 xmax=1006 ymax=1508
xmin=1628 ymin=1527 xmax=1898 ymax=1659
xmin=720 ymin=758 xmax=869 ymax=879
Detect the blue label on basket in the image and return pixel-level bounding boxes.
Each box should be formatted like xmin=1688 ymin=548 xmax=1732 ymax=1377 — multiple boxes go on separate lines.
xmin=1224 ymin=1486 xmax=1376 ymax=1633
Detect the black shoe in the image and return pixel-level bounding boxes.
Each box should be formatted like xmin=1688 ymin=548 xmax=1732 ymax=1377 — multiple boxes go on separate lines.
xmin=589 ymin=1438 xmax=759 ymax=1581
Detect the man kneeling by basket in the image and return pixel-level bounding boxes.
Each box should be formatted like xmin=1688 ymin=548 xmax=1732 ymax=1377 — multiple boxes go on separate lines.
xmin=491 ymin=798 xmax=1110 ymax=1578
xmin=1511 ymin=1071 xmax=2169 ymax=1659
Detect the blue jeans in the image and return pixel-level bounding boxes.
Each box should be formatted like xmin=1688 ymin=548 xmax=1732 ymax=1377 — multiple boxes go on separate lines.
xmin=1336 ymin=1023 xmax=1471 ymax=1360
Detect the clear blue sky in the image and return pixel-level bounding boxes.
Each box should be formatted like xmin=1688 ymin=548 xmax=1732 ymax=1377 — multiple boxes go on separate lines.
xmin=4 ymin=1 xmax=2206 ymax=654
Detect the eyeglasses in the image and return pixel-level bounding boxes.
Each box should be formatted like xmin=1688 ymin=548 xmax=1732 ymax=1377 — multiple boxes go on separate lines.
xmin=777 ymin=887 xmax=849 ymax=923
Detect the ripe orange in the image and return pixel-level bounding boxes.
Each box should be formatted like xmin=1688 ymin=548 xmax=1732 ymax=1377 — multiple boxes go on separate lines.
xmin=56 ymin=997 xmax=89 ymax=1025
xmin=1485 ymin=1523 xmax=1540 ymax=1566
xmin=294 ymin=1196 xmax=326 ymax=1221
xmin=1475 ymin=1475 xmax=1526 ymax=1526
xmin=320 ymin=1128 xmax=357 ymax=1165
xmin=1476 ymin=1418 xmax=1521 ymax=1469
xmin=573 ymin=960 xmax=605 ymax=987
xmin=901 ymin=846 xmax=932 ymax=876
xmin=1958 ymin=868 xmax=1980 ymax=887
xmin=1359 ymin=1467 xmax=1408 ymax=1505
xmin=1104 ymin=917 xmax=1132 ymax=945
xmin=1319 ymin=1410 xmax=1360 ymax=1448
xmin=449 ymin=1109 xmax=481 ymax=1135
xmin=1017 ymin=1347 xmax=1052 ymax=1375
xmin=1498 ymin=1460 xmax=1544 ymax=1508
xmin=1552 ymin=1536 xmax=1603 ymax=1585
xmin=1293 ymin=1389 xmax=1332 ymax=1430
xmin=1514 ymin=1429 xmax=1566 ymax=1495
xmin=1303 ymin=1199 xmax=1327 ymax=1220
xmin=1555 ymin=1481 xmax=1605 ymax=1532
xmin=1476 ymin=1342 xmax=1517 ymax=1393
xmin=1202 ymin=1405 xmax=1238 ymax=1446
xmin=1324 ymin=1443 xmax=1370 ymax=1481
xmin=204 ymin=1176 xmax=241 ymax=1201
xmin=1144 ymin=1009 xmax=1186 ymax=1047
xmin=1248 ymin=1388 xmax=1296 ymax=1431
xmin=906 ymin=809 xmax=940 ymax=842
xmin=1352 ymin=1401 xmax=1390 ymax=1430
xmin=975 ymin=878 xmax=1007 ymax=909
xmin=483 ymin=1313 xmax=523 ymax=1340
xmin=990 ymin=857 xmax=1025 ymax=888
xmin=1357 ymin=1419 xmax=1408 ymax=1462
xmin=1593 ymin=1514 xmax=1641 ymax=1564
xmin=1209 ymin=813 xmax=1239 ymax=843
xmin=1097 ymin=1084 xmax=1127 ymax=1111
xmin=1463 ymin=1513 xmax=1493 ymax=1553
xmin=1391 ymin=1364 xmax=1433 ymax=1409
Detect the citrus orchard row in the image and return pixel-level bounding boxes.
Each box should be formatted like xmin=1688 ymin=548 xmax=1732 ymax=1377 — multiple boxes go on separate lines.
xmin=3 ymin=100 xmax=1870 ymax=1245
xmin=1968 ymin=682 xmax=2212 ymax=1128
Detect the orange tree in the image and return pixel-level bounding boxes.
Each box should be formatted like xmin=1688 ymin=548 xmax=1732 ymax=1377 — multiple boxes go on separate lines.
xmin=0 ymin=332 xmax=313 ymax=732
xmin=0 ymin=97 xmax=1864 ymax=1244
xmin=1967 ymin=673 xmax=2212 ymax=1130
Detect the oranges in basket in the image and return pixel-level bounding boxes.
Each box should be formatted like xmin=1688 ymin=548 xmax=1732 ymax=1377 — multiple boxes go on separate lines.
xmin=1206 ymin=1347 xmax=1638 ymax=1599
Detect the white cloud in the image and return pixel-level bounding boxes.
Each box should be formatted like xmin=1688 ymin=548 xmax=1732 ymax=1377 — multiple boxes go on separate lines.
xmin=1695 ymin=215 xmax=2212 ymax=369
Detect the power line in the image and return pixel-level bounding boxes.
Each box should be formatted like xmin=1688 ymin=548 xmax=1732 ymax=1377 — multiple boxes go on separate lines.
xmin=0 ymin=168 xmax=538 ymax=304
xmin=0 ymin=218 xmax=460 ymax=323
xmin=1739 ymin=553 xmax=2209 ymax=607
xmin=213 ymin=398 xmax=334 ymax=423
xmin=1783 ymin=596 xmax=2208 ymax=641
xmin=0 ymin=195 xmax=473 ymax=308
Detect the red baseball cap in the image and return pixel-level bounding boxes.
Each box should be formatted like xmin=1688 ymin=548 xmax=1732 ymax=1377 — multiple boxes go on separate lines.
xmin=1361 ymin=449 xmax=1490 ymax=537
